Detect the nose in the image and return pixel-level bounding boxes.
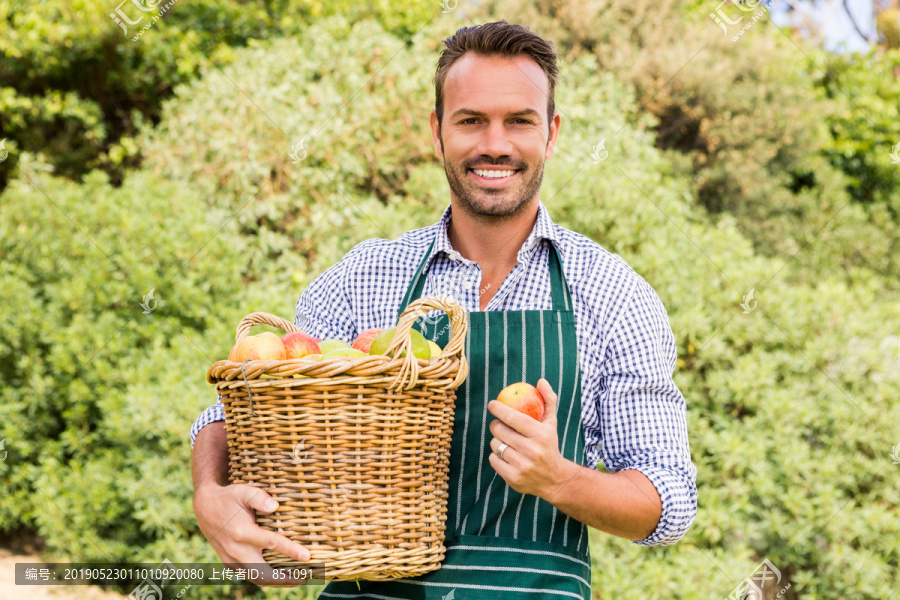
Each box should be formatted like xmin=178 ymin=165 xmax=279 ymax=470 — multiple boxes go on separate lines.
xmin=476 ymin=119 xmax=514 ymax=159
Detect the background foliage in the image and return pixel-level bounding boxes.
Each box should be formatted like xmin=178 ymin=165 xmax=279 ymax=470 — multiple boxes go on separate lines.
xmin=1 ymin=1 xmax=898 ymax=599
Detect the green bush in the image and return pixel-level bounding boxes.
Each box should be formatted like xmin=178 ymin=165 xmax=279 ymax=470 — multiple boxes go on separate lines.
xmin=0 ymin=0 xmax=437 ymax=192
xmin=812 ymin=47 xmax=900 ymax=278
xmin=0 ymin=153 xmax=263 ymax=598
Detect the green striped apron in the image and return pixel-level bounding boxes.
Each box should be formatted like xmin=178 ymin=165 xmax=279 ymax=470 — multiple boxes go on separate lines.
xmin=319 ymin=238 xmax=592 ymax=599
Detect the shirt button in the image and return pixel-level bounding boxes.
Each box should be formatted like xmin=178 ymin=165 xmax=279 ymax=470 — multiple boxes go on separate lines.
xmin=448 ymin=251 xmax=460 ymax=262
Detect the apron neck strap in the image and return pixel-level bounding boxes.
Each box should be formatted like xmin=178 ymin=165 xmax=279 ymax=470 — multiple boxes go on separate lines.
xmin=397 ymin=237 xmax=572 ymax=319
xmin=397 ymin=237 xmax=435 ymax=317
xmin=547 ymin=241 xmax=572 ymax=311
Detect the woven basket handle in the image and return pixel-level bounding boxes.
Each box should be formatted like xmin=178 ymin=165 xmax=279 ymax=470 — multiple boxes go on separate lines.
xmin=388 ymin=295 xmax=469 ymax=391
xmin=234 ymin=312 xmax=300 ymax=344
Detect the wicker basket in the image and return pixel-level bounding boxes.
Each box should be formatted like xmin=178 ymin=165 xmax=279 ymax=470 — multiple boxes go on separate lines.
xmin=205 ymin=296 xmax=469 ymax=581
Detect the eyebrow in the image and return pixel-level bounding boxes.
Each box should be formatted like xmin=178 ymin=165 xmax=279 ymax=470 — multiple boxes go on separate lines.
xmin=450 ymin=108 xmax=542 ymax=120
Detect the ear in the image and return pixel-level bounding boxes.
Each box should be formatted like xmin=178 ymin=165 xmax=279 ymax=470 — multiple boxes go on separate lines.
xmin=545 ymin=112 xmax=562 ymax=159
xmin=430 ymin=110 xmax=444 ymax=158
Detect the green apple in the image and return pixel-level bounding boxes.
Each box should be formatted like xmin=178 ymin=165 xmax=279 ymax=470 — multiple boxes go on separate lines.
xmin=427 ymin=340 xmax=442 ymax=359
xmin=318 ymin=338 xmax=351 ymax=354
xmin=304 ymin=353 xmax=323 ymax=361
xmin=369 ymin=327 xmax=431 ymax=360
xmin=323 ymin=347 xmax=366 ymax=359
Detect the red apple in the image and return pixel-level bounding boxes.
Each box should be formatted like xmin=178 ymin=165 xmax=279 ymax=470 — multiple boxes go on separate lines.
xmin=496 ymin=382 xmax=545 ymax=421
xmin=352 ymin=328 xmax=383 ymax=354
xmin=282 ymin=331 xmax=320 ymax=359
xmin=230 ymin=332 xmax=287 ymax=362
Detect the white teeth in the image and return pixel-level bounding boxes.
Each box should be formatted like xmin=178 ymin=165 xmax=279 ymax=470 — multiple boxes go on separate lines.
xmin=473 ymin=169 xmax=516 ymax=179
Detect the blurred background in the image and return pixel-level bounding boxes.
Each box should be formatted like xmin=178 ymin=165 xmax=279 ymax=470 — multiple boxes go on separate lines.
xmin=1 ymin=0 xmax=898 ymax=598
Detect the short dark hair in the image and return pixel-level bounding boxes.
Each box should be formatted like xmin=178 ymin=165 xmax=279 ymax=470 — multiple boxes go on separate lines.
xmin=434 ymin=20 xmax=559 ymax=133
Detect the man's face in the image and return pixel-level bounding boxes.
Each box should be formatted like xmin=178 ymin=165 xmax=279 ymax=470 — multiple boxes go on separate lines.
xmin=430 ymin=53 xmax=561 ymax=220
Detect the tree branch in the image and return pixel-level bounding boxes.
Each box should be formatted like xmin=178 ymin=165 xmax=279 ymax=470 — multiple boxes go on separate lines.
xmin=843 ymin=0 xmax=873 ymax=42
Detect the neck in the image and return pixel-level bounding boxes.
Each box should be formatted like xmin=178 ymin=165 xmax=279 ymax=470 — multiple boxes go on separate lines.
xmin=447 ymin=199 xmax=539 ymax=276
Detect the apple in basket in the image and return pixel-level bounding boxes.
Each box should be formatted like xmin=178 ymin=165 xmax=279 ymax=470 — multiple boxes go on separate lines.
xmin=282 ymin=331 xmax=320 ymax=359
xmin=318 ymin=338 xmax=351 ymax=354
xmin=351 ymin=328 xmax=383 ymax=353
xmin=368 ymin=327 xmax=432 ymax=360
xmin=228 ymin=332 xmax=287 ymax=362
xmin=323 ymin=347 xmax=367 ymax=359
xmin=496 ymin=382 xmax=545 ymax=421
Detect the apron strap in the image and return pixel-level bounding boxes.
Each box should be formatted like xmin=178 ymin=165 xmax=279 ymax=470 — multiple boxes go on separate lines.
xmin=547 ymin=242 xmax=572 ymax=312
xmin=397 ymin=236 xmax=573 ymax=316
xmin=397 ymin=237 xmax=436 ymax=319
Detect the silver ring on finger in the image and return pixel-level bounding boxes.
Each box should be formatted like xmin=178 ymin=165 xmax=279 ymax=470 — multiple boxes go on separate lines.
xmin=497 ymin=442 xmax=509 ymax=461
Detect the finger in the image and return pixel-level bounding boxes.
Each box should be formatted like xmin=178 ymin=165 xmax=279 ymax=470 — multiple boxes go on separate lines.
xmin=489 ymin=419 xmax=528 ymax=450
xmin=234 ymin=485 xmax=280 ymax=513
xmin=489 ymin=400 xmax=536 ymax=436
xmin=241 ymin=524 xmax=312 ymax=562
xmin=488 ymin=451 xmax=514 ymax=483
xmin=536 ymin=378 xmax=558 ymax=424
xmin=490 ymin=438 xmax=518 ymax=465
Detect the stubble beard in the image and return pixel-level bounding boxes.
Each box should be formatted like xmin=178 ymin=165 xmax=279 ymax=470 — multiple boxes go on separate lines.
xmin=440 ymin=134 xmax=545 ymax=222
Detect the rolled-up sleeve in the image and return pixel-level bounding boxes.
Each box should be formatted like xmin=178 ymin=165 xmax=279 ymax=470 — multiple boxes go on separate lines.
xmin=597 ymin=278 xmax=697 ymax=546
xmin=190 ymin=396 xmax=224 ymax=449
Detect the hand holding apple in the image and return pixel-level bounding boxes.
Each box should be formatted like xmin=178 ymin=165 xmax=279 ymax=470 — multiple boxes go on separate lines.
xmin=487 ymin=379 xmax=573 ymax=501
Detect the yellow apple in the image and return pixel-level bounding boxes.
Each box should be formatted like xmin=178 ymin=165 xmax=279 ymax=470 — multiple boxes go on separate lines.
xmin=230 ymin=332 xmax=287 ymax=362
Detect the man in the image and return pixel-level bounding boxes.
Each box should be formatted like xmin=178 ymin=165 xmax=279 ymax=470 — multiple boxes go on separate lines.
xmin=191 ymin=20 xmax=697 ymax=599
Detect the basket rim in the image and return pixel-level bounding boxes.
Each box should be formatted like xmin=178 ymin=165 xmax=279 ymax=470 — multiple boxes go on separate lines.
xmin=211 ymin=295 xmax=469 ymax=391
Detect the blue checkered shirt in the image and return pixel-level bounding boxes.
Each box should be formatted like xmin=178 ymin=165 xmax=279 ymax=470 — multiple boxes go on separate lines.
xmin=191 ymin=202 xmax=697 ymax=546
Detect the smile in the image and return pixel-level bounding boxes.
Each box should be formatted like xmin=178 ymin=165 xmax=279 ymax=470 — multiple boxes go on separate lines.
xmin=468 ymin=168 xmax=520 ymax=183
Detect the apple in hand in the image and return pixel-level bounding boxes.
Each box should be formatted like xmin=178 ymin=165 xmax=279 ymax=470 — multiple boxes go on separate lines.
xmin=282 ymin=331 xmax=320 ymax=359
xmin=496 ymin=382 xmax=545 ymax=421
xmin=229 ymin=332 xmax=287 ymax=362
xmin=352 ymin=328 xmax=383 ymax=354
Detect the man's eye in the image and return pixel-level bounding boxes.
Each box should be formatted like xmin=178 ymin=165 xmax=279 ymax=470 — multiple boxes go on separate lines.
xmin=460 ymin=118 xmax=479 ymax=125
xmin=513 ymin=119 xmax=531 ymax=124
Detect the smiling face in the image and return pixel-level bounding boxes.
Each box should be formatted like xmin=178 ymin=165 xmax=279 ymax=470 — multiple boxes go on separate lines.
xmin=430 ymin=53 xmax=561 ymax=220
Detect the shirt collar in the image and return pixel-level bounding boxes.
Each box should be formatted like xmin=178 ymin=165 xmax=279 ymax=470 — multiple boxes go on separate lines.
xmin=427 ymin=201 xmax=562 ymax=269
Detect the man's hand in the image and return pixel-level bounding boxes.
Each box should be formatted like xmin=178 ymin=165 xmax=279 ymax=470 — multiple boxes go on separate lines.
xmin=487 ymin=378 xmax=579 ymax=500
xmin=193 ymin=482 xmax=312 ymax=587
xmin=191 ymin=422 xmax=312 ymax=587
